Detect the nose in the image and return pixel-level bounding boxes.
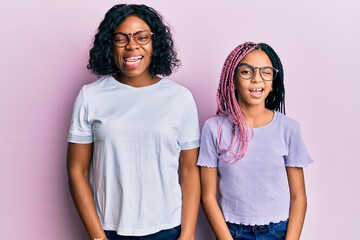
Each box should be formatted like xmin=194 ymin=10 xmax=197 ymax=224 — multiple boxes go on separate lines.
xmin=251 ymin=68 xmax=262 ymax=82
xmin=125 ymin=36 xmax=139 ymax=50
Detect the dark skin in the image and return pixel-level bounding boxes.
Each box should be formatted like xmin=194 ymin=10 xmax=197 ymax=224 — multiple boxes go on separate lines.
xmin=67 ymin=143 xmax=107 ymax=240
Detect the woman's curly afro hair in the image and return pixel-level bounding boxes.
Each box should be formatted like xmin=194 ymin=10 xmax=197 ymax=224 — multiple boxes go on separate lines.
xmin=87 ymin=4 xmax=180 ymax=77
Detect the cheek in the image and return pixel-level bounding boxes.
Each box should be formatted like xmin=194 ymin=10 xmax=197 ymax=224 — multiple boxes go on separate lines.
xmin=112 ymin=49 xmax=123 ymax=67
xmin=233 ymin=77 xmax=241 ymax=89
xmin=146 ymin=43 xmax=154 ymax=59
xmin=234 ymin=80 xmax=247 ymax=92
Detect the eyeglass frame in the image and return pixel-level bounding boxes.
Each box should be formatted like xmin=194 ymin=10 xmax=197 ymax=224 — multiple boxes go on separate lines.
xmin=236 ymin=63 xmax=279 ymax=81
xmin=112 ymin=30 xmax=154 ymax=48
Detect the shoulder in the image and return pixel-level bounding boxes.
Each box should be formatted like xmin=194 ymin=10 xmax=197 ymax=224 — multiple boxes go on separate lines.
xmin=160 ymin=78 xmax=193 ymax=96
xmin=203 ymin=114 xmax=231 ymax=130
xmin=274 ymin=111 xmax=300 ymax=130
xmin=206 ymin=114 xmax=228 ymax=123
xmin=159 ymin=79 xmax=198 ymax=110
xmin=81 ymin=75 xmax=113 ymax=94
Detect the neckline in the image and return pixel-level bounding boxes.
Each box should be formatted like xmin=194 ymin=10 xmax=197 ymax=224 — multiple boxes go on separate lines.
xmin=251 ymin=111 xmax=277 ymax=130
xmin=110 ymin=75 xmax=165 ymax=90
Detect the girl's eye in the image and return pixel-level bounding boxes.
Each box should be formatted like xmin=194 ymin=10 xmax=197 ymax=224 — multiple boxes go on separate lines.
xmin=238 ymin=64 xmax=255 ymax=78
xmin=240 ymin=69 xmax=253 ymax=75
xmin=262 ymin=68 xmax=273 ymax=76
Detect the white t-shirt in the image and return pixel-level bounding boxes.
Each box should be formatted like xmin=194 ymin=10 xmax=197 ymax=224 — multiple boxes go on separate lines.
xmin=67 ymin=76 xmax=200 ymax=236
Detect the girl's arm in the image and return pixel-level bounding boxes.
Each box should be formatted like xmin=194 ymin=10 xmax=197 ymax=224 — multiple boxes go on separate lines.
xmin=200 ymin=167 xmax=233 ymax=240
xmin=67 ymin=143 xmax=108 ymax=240
xmin=285 ymin=167 xmax=307 ymax=240
xmin=178 ymin=148 xmax=201 ymax=240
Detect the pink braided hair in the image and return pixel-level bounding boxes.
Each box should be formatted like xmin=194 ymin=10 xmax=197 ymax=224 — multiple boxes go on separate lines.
xmin=216 ymin=41 xmax=258 ymax=162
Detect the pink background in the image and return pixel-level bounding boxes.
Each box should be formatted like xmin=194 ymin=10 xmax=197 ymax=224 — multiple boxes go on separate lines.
xmin=1 ymin=0 xmax=359 ymax=239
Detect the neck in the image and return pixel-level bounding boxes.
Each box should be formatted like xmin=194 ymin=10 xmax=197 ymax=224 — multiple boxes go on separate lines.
xmin=240 ymin=105 xmax=273 ymax=128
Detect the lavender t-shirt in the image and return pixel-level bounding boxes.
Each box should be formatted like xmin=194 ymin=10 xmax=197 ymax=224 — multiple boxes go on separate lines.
xmin=197 ymin=111 xmax=312 ymax=225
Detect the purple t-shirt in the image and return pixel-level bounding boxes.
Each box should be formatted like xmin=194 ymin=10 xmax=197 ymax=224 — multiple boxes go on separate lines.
xmin=197 ymin=111 xmax=313 ymax=225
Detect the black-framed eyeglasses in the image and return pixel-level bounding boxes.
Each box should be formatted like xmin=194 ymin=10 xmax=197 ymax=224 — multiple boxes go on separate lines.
xmin=236 ymin=63 xmax=279 ymax=81
xmin=113 ymin=30 xmax=153 ymax=48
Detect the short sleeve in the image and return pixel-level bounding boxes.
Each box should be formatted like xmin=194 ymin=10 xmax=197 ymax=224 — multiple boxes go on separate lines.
xmin=177 ymin=91 xmax=200 ymax=150
xmin=67 ymin=87 xmax=93 ymax=143
xmin=197 ymin=119 xmax=218 ymax=168
xmin=285 ymin=125 xmax=313 ymax=167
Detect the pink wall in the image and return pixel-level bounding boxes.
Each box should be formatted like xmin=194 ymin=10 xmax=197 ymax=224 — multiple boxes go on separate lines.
xmin=1 ymin=0 xmax=359 ymax=239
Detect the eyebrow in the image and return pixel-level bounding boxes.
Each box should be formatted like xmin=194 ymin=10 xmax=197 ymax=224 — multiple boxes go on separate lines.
xmin=238 ymin=63 xmax=273 ymax=68
xmin=113 ymin=30 xmax=150 ymax=35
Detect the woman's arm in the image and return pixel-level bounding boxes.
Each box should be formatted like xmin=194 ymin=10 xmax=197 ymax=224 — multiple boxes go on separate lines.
xmin=67 ymin=143 xmax=108 ymax=240
xmin=285 ymin=167 xmax=307 ymax=240
xmin=178 ymin=148 xmax=201 ymax=240
xmin=200 ymin=167 xmax=233 ymax=240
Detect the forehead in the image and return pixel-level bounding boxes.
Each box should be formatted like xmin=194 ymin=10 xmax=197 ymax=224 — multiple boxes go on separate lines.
xmin=114 ymin=15 xmax=151 ymax=33
xmin=239 ymin=50 xmax=272 ymax=67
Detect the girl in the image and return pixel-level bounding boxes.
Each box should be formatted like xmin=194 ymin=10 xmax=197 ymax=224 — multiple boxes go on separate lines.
xmin=67 ymin=4 xmax=200 ymax=240
xmin=197 ymin=42 xmax=312 ymax=240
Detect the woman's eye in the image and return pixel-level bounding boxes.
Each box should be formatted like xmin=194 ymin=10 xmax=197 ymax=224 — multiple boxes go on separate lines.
xmin=114 ymin=37 xmax=127 ymax=43
xmin=113 ymin=34 xmax=128 ymax=43
xmin=137 ymin=35 xmax=150 ymax=42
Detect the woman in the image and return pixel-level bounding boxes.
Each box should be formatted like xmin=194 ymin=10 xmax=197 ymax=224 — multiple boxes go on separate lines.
xmin=67 ymin=4 xmax=200 ymax=240
xmin=198 ymin=42 xmax=313 ymax=239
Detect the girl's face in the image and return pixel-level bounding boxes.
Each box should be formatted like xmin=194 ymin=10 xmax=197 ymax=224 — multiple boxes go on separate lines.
xmin=234 ymin=49 xmax=273 ymax=109
xmin=112 ymin=15 xmax=154 ymax=84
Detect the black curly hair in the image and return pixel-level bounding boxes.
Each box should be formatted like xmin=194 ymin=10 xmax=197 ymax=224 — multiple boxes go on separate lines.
xmin=87 ymin=4 xmax=180 ymax=76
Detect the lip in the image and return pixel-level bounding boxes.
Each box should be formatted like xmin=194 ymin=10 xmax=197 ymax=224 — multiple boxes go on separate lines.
xmin=122 ymin=55 xmax=144 ymax=68
xmin=249 ymin=88 xmax=264 ymax=98
xmin=124 ymin=54 xmax=144 ymax=60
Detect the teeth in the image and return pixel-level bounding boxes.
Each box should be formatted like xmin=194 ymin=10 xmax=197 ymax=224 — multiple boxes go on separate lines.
xmin=124 ymin=56 xmax=143 ymax=62
xmin=250 ymin=88 xmax=263 ymax=92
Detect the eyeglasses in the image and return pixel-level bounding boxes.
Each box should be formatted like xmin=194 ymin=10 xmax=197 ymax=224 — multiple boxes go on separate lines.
xmin=236 ymin=63 xmax=279 ymax=81
xmin=113 ymin=30 xmax=153 ymax=48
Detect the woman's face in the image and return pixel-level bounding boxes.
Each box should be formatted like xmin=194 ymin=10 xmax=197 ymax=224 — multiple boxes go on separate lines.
xmin=234 ymin=49 xmax=273 ymax=109
xmin=112 ymin=15 xmax=154 ymax=84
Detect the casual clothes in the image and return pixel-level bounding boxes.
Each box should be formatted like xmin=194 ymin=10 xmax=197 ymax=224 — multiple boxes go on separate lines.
xmin=68 ymin=76 xmax=200 ymax=236
xmin=197 ymin=111 xmax=312 ymax=225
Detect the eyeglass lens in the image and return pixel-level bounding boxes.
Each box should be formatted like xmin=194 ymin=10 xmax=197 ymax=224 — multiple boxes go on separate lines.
xmin=113 ymin=30 xmax=152 ymax=47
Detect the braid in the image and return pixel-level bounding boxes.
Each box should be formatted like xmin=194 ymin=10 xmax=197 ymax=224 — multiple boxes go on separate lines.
xmin=216 ymin=42 xmax=257 ymax=161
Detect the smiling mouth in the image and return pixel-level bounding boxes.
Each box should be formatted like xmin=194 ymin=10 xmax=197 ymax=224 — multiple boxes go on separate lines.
xmin=124 ymin=56 xmax=144 ymax=68
xmin=249 ymin=88 xmax=263 ymax=92
xmin=124 ymin=56 xmax=144 ymax=62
